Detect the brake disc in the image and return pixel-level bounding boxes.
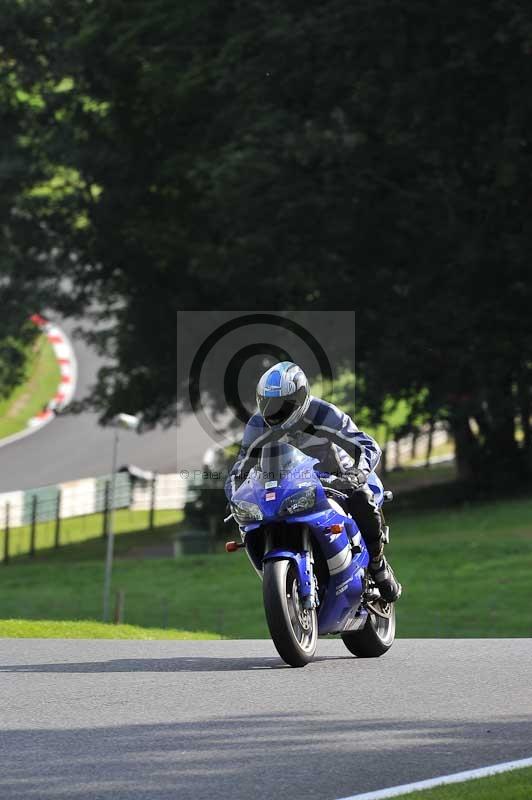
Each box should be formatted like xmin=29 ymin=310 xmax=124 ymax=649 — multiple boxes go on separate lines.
xmin=366 ymin=600 xmax=393 ymax=619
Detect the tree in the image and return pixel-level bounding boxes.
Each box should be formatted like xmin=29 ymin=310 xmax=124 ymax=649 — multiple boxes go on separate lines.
xmin=0 ymin=3 xmax=61 ymax=397
xmin=2 ymin=0 xmax=532 ymax=486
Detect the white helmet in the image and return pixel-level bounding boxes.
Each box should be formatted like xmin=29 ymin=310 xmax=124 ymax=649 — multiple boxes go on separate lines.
xmin=256 ymin=361 xmax=310 ymax=429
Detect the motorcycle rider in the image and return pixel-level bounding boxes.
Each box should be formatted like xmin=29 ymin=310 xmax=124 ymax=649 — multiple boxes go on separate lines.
xmin=225 ymin=361 xmax=402 ymax=602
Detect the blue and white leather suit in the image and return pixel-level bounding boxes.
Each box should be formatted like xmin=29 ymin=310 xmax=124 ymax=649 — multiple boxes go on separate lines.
xmin=225 ymin=396 xmax=382 ymax=504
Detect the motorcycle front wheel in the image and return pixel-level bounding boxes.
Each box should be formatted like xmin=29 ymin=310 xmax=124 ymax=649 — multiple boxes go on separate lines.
xmin=263 ymin=558 xmax=318 ymax=667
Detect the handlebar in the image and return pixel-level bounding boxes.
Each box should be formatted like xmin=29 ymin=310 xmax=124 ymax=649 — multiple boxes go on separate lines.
xmin=317 ymin=472 xmax=349 ymax=501
xmin=323 ymin=486 xmax=349 ymax=501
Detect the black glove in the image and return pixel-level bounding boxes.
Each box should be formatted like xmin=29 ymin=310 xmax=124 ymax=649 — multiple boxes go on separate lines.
xmin=324 ymin=469 xmax=367 ymax=496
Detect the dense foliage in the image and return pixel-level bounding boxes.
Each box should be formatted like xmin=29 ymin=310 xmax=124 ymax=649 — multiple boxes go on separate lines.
xmin=1 ymin=0 xmax=531 ymax=485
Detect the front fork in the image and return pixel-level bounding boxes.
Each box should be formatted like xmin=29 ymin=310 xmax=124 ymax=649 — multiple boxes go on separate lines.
xmin=301 ymin=526 xmax=317 ymax=610
xmin=264 ymin=524 xmax=318 ymax=610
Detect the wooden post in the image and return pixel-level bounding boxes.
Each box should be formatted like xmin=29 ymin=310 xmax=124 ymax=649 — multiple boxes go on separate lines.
xmin=54 ymin=491 xmax=62 ymax=548
xmin=4 ymin=502 xmax=10 ymax=565
xmin=425 ymin=419 xmax=435 ymax=468
xmin=113 ymin=589 xmax=125 ymax=624
xmin=410 ymin=431 xmax=418 ymax=460
xmin=394 ymin=439 xmax=401 ymax=470
xmin=149 ymin=474 xmax=157 ymax=533
xmin=380 ymin=425 xmax=389 ymax=477
xmin=30 ymin=495 xmax=38 ymax=557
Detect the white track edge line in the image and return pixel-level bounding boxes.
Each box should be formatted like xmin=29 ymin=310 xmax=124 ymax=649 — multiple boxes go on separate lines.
xmin=336 ymin=756 xmax=532 ymax=800
xmin=0 ymin=319 xmax=78 ymax=450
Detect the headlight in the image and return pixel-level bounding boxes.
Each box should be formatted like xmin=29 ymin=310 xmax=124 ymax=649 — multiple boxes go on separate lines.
xmin=279 ymin=487 xmax=316 ymax=516
xmin=232 ymin=500 xmax=263 ymax=524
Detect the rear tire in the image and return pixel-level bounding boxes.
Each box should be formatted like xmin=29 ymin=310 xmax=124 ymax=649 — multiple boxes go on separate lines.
xmin=263 ymin=558 xmax=317 ymax=667
xmin=342 ymin=600 xmax=396 ymax=658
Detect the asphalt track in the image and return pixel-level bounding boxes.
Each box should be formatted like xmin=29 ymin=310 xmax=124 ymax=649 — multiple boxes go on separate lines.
xmin=0 ymin=638 xmax=531 ymax=800
xmin=0 ymin=318 xmax=214 ymax=492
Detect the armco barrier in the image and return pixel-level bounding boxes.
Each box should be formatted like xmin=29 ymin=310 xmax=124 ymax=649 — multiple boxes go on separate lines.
xmin=0 ymin=491 xmax=24 ymax=529
xmin=130 ymin=473 xmax=187 ymax=511
xmin=60 ymin=478 xmax=97 ymax=519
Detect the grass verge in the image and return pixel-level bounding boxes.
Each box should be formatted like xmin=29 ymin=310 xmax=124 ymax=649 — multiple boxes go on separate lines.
xmin=0 ymin=333 xmax=60 ymax=439
xmin=1 ymin=492 xmax=531 ymax=638
xmin=388 ymin=765 xmax=532 ymax=799
xmin=6 ymin=508 xmax=183 ymax=558
xmin=0 ymin=619 xmax=220 ymax=639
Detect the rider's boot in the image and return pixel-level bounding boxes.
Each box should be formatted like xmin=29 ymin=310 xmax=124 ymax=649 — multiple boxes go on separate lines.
xmin=348 ymin=485 xmax=402 ymax=603
xmin=368 ymin=547 xmax=402 ymax=603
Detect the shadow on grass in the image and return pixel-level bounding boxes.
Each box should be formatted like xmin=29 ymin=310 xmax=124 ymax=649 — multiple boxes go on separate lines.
xmin=386 ymin=476 xmax=532 ymax=514
xmin=9 ymin=520 xmax=184 ymax=564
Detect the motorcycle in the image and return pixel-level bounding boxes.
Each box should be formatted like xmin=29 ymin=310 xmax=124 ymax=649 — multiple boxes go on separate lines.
xmin=225 ymin=441 xmax=396 ymax=667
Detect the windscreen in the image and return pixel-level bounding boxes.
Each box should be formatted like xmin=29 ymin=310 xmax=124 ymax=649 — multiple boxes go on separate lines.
xmin=258 ymin=442 xmax=315 ymax=484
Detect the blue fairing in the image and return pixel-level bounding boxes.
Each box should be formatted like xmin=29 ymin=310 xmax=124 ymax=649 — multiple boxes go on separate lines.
xmin=232 ymin=447 xmax=384 ymax=636
xmin=263 ymin=549 xmax=314 ymax=601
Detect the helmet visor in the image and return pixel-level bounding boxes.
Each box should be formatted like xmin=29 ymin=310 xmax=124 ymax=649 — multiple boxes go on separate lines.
xmin=258 ymin=386 xmax=308 ymax=427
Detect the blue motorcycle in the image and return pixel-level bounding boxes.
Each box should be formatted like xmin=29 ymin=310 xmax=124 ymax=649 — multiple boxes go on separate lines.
xmin=225 ymin=441 xmax=396 ymax=667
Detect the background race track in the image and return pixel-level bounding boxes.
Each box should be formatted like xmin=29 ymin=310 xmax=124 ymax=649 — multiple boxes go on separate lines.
xmin=0 ymin=638 xmax=531 ymax=800
xmin=0 ymin=319 xmax=214 ymax=492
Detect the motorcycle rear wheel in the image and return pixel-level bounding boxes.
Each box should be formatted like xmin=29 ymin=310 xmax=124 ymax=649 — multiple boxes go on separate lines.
xmin=341 ymin=600 xmax=396 ymax=658
xmin=263 ymin=558 xmax=318 ymax=667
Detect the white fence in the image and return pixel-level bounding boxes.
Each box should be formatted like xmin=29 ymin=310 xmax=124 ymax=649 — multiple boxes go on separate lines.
xmin=0 ymin=472 xmax=189 ymax=529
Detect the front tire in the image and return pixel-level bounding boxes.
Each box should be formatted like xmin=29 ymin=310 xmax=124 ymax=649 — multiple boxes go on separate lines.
xmin=263 ymin=559 xmax=317 ymax=667
xmin=342 ymin=600 xmax=396 ymax=658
